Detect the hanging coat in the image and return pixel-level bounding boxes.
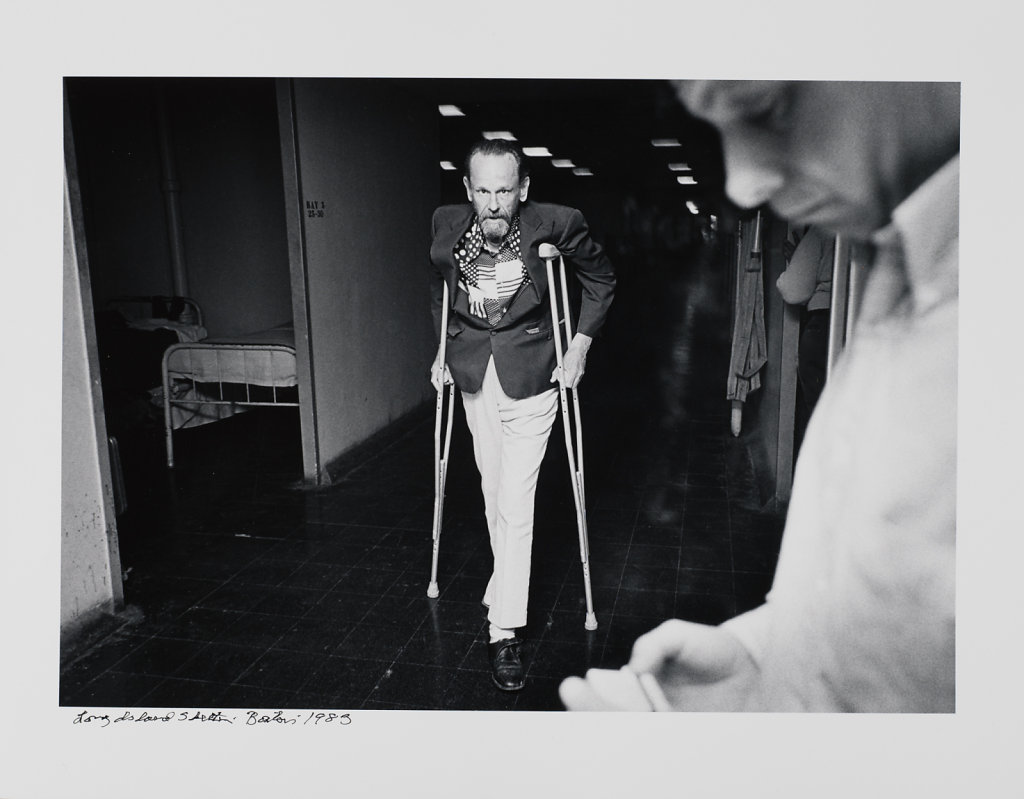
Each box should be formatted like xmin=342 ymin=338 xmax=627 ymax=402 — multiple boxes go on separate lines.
xmin=727 ymin=214 xmax=767 ymax=403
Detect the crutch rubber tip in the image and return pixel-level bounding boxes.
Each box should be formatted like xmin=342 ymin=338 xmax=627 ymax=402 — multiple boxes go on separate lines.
xmin=584 ymin=613 xmax=598 ymax=631
xmin=427 ymin=582 xmax=439 ymax=599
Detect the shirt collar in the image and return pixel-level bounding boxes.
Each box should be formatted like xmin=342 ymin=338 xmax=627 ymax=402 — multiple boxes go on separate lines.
xmin=870 ymin=155 xmax=959 ymax=314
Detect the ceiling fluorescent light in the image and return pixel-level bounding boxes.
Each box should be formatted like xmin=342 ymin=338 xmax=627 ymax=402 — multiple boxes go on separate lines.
xmin=676 ymin=175 xmax=697 ymax=185
xmin=651 ymin=138 xmax=682 ymax=148
xmin=523 ymin=146 xmax=552 ymax=157
xmin=572 ymin=168 xmax=594 ymax=176
xmin=551 ymin=158 xmax=575 ymax=168
xmin=438 ymin=104 xmax=465 ymax=117
xmin=686 ymin=201 xmax=699 ymax=214
xmin=439 ymin=161 xmax=457 ymax=171
xmin=482 ymin=130 xmax=517 ymax=141
xmin=668 ymin=162 xmax=691 ymax=171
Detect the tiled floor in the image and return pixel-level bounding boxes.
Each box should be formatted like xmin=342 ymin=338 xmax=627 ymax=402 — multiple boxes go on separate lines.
xmin=60 ymin=244 xmax=785 ymax=712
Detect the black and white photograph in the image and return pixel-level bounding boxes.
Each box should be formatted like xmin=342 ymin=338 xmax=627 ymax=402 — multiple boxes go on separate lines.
xmin=4 ymin=2 xmax=1022 ymax=797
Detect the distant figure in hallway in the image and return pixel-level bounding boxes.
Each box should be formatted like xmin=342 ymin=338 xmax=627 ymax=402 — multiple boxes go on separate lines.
xmin=429 ymin=139 xmax=616 ymax=692
xmin=560 ymin=80 xmax=959 ymax=712
xmin=777 ymin=224 xmax=835 ymax=430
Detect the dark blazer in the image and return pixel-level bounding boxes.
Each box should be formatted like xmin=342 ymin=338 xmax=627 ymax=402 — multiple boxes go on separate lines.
xmin=430 ymin=201 xmax=616 ymax=398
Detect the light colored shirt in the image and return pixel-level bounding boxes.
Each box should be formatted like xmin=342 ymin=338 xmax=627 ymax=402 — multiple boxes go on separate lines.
xmin=723 ymin=156 xmax=959 ymax=711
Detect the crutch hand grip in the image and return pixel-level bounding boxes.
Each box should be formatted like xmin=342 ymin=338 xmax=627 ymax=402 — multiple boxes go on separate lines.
xmin=538 ymin=243 xmax=561 ymax=259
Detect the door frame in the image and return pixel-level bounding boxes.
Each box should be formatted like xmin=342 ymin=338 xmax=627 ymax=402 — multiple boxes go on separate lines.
xmin=276 ymin=78 xmax=324 ymax=485
xmin=62 ymin=86 xmax=125 ymax=627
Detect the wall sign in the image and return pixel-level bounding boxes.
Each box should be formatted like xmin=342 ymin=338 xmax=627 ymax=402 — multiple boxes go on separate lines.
xmin=305 ymin=200 xmax=325 ymax=219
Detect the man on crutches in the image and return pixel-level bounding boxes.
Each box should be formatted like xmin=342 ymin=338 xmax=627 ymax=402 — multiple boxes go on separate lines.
xmin=429 ymin=139 xmax=615 ymax=691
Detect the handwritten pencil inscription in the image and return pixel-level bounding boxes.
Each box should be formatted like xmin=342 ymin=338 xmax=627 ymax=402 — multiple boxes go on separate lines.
xmin=72 ymin=709 xmax=352 ymax=728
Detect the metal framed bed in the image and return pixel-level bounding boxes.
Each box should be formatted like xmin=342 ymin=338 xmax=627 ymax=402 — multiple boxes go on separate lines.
xmin=160 ymin=322 xmax=299 ymax=468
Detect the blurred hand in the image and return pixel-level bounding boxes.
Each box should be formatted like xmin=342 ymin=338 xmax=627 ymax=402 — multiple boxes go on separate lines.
xmin=558 ymin=667 xmax=665 ymax=711
xmin=560 ymin=619 xmax=763 ymax=711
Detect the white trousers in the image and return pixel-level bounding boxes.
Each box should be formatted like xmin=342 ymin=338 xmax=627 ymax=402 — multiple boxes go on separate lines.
xmin=461 ymin=356 xmax=558 ymax=630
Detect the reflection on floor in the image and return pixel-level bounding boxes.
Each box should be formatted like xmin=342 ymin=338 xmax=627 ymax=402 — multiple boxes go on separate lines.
xmin=61 ymin=246 xmax=785 ymax=711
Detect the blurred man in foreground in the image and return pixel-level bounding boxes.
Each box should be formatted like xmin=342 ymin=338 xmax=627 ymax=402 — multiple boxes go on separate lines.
xmin=560 ymin=81 xmax=959 ymax=711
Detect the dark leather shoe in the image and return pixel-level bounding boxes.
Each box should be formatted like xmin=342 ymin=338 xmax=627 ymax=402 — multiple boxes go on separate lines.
xmin=488 ymin=637 xmax=525 ymax=691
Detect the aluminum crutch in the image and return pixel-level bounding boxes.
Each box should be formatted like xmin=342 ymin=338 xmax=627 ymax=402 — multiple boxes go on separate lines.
xmin=428 ymin=281 xmax=455 ymax=599
xmin=540 ymin=243 xmax=598 ymax=630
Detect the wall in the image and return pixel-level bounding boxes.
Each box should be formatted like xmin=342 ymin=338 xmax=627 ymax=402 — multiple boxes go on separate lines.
xmin=287 ymin=79 xmax=439 ymax=469
xmin=65 ymin=78 xmax=291 ymax=338
xmin=62 ymin=151 xmax=123 ymax=635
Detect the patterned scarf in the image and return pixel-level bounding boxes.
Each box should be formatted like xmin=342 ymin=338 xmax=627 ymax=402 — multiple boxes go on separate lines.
xmin=453 ymin=215 xmax=530 ymax=325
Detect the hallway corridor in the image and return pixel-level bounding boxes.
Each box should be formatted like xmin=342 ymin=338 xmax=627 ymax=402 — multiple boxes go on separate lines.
xmin=60 ymin=242 xmax=786 ymax=712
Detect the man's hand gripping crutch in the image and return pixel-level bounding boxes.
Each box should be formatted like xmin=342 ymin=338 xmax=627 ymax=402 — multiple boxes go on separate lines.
xmin=427 ymin=282 xmax=455 ymax=599
xmin=540 ymin=243 xmax=599 ymax=630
